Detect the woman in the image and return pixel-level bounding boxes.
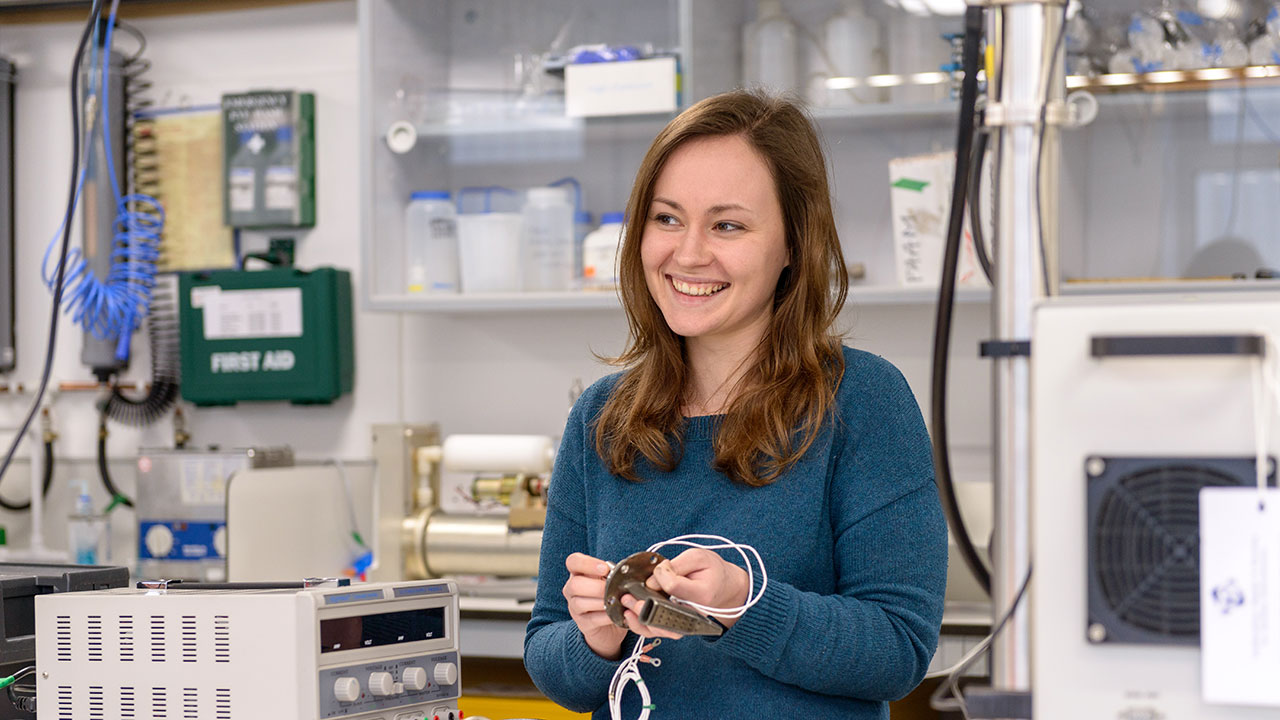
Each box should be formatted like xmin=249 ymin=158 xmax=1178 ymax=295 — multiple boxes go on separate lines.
xmin=523 ymin=89 xmax=947 ymax=718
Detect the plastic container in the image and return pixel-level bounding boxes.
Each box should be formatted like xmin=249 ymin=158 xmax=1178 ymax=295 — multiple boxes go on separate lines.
xmin=227 ymin=131 xmax=258 ymax=215
xmin=264 ymin=126 xmax=298 ymax=212
xmin=404 ymin=190 xmax=460 ymax=294
xmin=520 ymin=187 xmax=575 ymax=292
xmin=1249 ymin=32 xmax=1280 ymax=66
xmin=822 ymin=0 xmax=884 ymax=106
xmin=743 ymin=0 xmax=798 ymax=95
xmin=886 ymin=12 xmax=950 ymax=104
xmin=582 ymin=213 xmax=625 ymax=290
xmin=573 ymin=211 xmax=593 ymax=290
xmin=68 ymin=484 xmax=108 ymax=565
xmin=458 ymin=212 xmax=524 ymax=293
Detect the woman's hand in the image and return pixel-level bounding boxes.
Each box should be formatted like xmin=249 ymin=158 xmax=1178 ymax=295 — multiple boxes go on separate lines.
xmin=620 ymin=547 xmax=750 ymax=638
xmin=563 ymin=552 xmax=628 ymax=660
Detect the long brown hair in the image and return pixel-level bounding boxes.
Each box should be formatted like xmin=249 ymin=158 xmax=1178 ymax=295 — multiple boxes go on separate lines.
xmin=594 ymin=89 xmax=849 ymax=487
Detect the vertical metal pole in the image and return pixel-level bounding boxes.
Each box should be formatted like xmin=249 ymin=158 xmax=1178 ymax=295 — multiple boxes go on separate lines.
xmin=989 ymin=0 xmax=1063 ymax=706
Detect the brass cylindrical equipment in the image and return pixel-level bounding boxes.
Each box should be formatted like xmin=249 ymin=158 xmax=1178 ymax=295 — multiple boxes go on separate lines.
xmin=402 ymin=509 xmax=542 ymax=579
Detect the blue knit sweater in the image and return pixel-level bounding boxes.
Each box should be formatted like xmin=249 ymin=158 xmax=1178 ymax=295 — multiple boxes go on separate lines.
xmin=523 ymin=346 xmax=947 ymax=718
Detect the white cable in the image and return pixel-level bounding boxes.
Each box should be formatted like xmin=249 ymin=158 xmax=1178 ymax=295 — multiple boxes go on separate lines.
xmin=644 ymin=534 xmax=768 ymax=618
xmin=1254 ymin=351 xmax=1269 ymax=507
xmin=607 ymin=534 xmax=767 ymax=720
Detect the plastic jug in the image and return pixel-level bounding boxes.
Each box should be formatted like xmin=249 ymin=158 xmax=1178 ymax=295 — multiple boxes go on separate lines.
xmin=404 ymin=190 xmax=460 ymax=294
xmin=743 ymin=0 xmax=799 ymax=94
xmin=521 ymin=187 xmax=575 ymax=292
xmin=582 ymin=213 xmax=625 ymax=290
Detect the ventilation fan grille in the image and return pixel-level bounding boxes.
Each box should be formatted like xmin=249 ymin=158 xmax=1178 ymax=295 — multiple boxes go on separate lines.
xmin=1089 ymin=459 xmax=1249 ymax=643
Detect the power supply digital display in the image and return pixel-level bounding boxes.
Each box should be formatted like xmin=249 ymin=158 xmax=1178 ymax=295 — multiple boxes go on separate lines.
xmin=319 ymin=606 xmax=445 ymax=653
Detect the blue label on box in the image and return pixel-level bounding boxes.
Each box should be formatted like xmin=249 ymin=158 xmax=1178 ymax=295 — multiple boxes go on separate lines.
xmin=138 ymin=521 xmax=223 ymax=560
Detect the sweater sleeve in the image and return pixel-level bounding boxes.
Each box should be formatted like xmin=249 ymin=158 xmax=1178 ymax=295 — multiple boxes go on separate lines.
xmin=523 ymin=389 xmax=621 ymax=713
xmin=705 ymin=359 xmax=948 ymax=701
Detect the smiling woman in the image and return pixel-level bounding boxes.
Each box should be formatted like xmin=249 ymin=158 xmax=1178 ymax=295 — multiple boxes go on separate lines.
xmin=524 ymin=89 xmax=947 ymax=720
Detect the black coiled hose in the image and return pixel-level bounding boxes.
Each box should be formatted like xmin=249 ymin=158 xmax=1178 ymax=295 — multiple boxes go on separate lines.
xmin=102 ymin=19 xmax=177 ymax=428
xmin=103 ymin=270 xmax=180 ymax=426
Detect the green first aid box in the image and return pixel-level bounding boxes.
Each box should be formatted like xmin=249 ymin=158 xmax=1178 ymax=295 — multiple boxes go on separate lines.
xmin=179 ymin=268 xmax=353 ymax=406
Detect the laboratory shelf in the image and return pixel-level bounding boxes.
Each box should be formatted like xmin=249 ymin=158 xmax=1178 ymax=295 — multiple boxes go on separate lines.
xmin=397 ymin=64 xmax=1280 ymax=145
xmin=365 ymin=285 xmax=992 ymax=313
xmin=1068 ymin=64 xmax=1280 ymax=94
xmin=1060 ymin=278 xmax=1280 ymax=296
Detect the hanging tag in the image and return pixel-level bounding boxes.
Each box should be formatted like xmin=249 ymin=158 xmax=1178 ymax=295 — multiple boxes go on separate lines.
xmin=1200 ymin=486 xmax=1280 ymax=707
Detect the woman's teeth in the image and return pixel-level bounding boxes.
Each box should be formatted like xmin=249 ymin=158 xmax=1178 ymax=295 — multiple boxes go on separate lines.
xmin=672 ymin=278 xmax=728 ymax=297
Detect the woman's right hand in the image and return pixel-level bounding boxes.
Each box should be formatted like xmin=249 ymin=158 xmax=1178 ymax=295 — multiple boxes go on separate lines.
xmin=563 ymin=552 xmax=627 ymax=660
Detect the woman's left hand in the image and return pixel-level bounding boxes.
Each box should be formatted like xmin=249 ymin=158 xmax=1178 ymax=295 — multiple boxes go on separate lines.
xmin=619 ymin=547 xmax=749 ymax=639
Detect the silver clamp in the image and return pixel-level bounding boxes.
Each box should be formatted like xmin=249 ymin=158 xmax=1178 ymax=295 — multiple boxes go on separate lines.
xmin=302 ymin=577 xmax=349 ymax=588
xmin=984 ymin=100 xmax=1069 ymax=127
xmin=985 ymin=91 xmax=1097 ymax=129
xmin=972 ymin=0 xmax=1067 ymax=6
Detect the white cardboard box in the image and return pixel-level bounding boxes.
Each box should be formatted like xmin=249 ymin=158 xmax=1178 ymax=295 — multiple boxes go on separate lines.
xmin=888 ymin=152 xmax=988 ymax=288
xmin=564 ymin=56 xmax=678 ymax=118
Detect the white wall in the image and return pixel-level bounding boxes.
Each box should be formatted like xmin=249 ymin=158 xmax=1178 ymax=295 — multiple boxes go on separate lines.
xmin=0 ymin=1 xmax=991 ymax=561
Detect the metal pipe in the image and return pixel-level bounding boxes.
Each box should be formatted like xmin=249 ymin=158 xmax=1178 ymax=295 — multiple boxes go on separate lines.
xmin=989 ymin=0 xmax=1064 ymax=703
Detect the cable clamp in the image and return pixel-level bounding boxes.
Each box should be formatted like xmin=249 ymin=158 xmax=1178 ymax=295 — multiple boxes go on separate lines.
xmin=980 ymin=340 xmax=1032 ymax=358
xmin=976 ymin=0 xmax=1067 ymax=6
xmin=984 ymin=100 xmax=1069 ymax=127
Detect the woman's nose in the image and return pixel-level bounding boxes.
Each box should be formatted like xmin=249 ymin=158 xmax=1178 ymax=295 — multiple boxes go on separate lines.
xmin=673 ymin=226 xmax=712 ymax=266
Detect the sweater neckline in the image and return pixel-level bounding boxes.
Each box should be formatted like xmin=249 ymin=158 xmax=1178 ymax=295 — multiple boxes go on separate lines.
xmin=681 ymin=413 xmax=723 ymax=440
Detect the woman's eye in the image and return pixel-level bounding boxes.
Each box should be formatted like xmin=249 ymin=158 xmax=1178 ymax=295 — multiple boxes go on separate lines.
xmin=714 ymin=221 xmax=744 ymax=233
xmin=653 ymin=213 xmax=679 ymax=226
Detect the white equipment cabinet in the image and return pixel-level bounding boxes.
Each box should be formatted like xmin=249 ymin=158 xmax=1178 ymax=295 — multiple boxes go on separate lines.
xmin=1032 ymin=292 xmax=1280 ymax=720
xmin=35 ymin=580 xmax=461 ymax=720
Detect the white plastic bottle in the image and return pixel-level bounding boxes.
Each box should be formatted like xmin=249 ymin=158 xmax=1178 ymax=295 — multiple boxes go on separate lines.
xmin=404 ymin=190 xmax=460 ymax=294
xmin=886 ymin=11 xmax=949 ymax=103
xmin=521 ymin=187 xmax=575 ymax=292
xmin=743 ymin=0 xmax=799 ymax=95
xmin=1250 ymin=32 xmax=1280 ymax=66
xmin=582 ymin=213 xmax=625 ymax=290
xmin=823 ymin=0 xmax=884 ymax=106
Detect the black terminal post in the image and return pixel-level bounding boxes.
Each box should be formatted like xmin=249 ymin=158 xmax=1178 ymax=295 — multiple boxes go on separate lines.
xmin=243 ymin=237 xmax=296 ymax=268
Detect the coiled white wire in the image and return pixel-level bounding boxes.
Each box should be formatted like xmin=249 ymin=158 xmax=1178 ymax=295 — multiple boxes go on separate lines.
xmin=607 ymin=534 xmax=768 ymax=720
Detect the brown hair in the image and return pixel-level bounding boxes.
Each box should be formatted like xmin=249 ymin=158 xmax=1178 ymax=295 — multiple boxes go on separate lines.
xmin=593 ymin=89 xmax=849 ymax=487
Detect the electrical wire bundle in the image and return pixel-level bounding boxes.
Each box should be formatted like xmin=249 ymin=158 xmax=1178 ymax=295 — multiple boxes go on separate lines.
xmin=928 ymin=4 xmax=1069 ymax=718
xmin=607 ymin=534 xmax=767 ymax=720
xmin=0 ymin=0 xmax=105 ymax=488
xmin=41 ymin=0 xmax=164 ymax=366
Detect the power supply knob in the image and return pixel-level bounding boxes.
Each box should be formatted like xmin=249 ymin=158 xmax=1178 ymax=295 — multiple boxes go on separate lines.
xmin=368 ymin=671 xmax=395 ymax=696
xmin=402 ymin=666 xmax=428 ymax=691
xmin=144 ymin=525 xmax=174 ymax=558
xmin=332 ymin=677 xmax=360 ymax=703
xmin=212 ymin=526 xmax=227 ymax=558
xmin=433 ymin=662 xmax=458 ymax=686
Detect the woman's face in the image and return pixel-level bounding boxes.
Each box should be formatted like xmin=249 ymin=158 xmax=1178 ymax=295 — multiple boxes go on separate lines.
xmin=640 ymin=134 xmax=789 ymax=351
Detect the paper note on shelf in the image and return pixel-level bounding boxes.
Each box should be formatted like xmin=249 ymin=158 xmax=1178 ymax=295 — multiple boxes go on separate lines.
xmin=888 ymin=152 xmax=988 ymax=289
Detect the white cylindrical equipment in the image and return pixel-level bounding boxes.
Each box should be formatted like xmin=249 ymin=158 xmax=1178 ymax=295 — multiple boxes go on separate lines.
xmin=441 ymin=435 xmax=554 ymax=474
